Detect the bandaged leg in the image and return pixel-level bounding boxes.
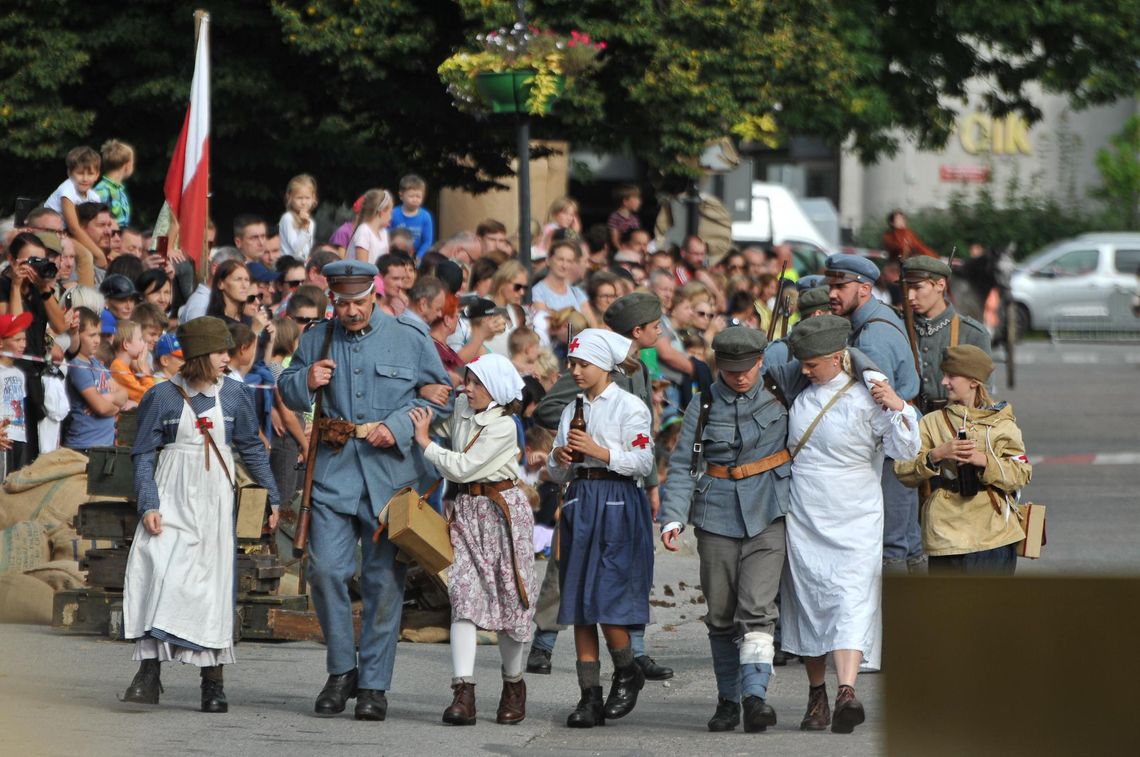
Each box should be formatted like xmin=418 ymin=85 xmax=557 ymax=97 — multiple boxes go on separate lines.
xmin=739 ymin=631 xmax=775 ymax=699
xmin=450 ymin=620 xmax=477 ymax=684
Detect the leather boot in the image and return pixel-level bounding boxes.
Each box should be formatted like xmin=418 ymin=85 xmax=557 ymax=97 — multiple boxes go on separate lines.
xmin=800 ymin=683 xmax=831 ymax=731
xmin=707 ymin=698 xmax=741 ymax=732
xmin=200 ymin=666 xmax=227 ymax=714
xmin=831 ymin=684 xmax=866 ymax=734
xmin=566 ymin=686 xmax=605 ymax=728
xmin=496 ymin=679 xmax=526 ymax=725
xmin=354 ymin=689 xmax=388 ymax=721
xmin=742 ymin=695 xmax=777 ymax=733
xmin=634 ymin=654 xmax=674 ymax=681
xmin=526 ymin=646 xmax=552 ymax=675
xmin=314 ymin=669 xmax=358 ymax=716
xmin=442 ymin=682 xmax=476 ymax=726
xmin=122 ymin=659 xmax=163 ymax=705
xmin=602 ymin=662 xmax=645 ymax=720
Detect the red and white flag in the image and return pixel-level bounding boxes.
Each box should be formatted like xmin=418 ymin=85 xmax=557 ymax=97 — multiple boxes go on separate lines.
xmin=163 ymin=15 xmax=210 ymax=269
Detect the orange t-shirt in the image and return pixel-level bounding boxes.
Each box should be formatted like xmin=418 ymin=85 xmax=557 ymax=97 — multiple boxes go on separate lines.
xmin=110 ymin=357 xmax=155 ymax=403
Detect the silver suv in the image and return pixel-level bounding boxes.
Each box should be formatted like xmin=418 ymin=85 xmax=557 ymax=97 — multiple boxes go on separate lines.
xmin=1011 ymin=233 xmax=1140 ymax=332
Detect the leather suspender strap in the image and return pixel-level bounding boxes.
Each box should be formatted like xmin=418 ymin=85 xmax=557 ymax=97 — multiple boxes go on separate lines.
xmin=483 ymin=487 xmax=530 ymax=609
xmin=856 ymin=316 xmax=909 ymax=341
xmin=791 ymin=377 xmax=857 ymax=458
xmin=689 ymin=393 xmax=713 ymax=477
xmin=171 ymin=382 xmax=235 ymax=491
xmin=940 ymin=408 xmax=956 ymax=435
xmin=950 ymin=314 xmax=960 ymax=347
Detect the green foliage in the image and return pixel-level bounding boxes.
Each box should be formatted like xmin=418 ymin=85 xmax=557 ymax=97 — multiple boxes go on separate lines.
xmin=1093 ymin=115 xmax=1140 ymax=230
xmin=4 ymin=0 xmax=1140 ymax=225
xmin=854 ymin=177 xmax=1105 ymax=260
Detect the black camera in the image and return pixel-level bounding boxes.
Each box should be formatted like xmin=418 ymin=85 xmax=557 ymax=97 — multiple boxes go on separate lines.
xmin=24 ymin=256 xmax=59 ymax=280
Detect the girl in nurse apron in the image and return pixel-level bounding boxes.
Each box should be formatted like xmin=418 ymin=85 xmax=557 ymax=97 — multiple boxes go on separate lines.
xmin=121 ymin=317 xmax=280 ymax=713
xmin=546 ymin=329 xmax=655 ymax=728
xmin=409 ymin=353 xmax=537 ymax=727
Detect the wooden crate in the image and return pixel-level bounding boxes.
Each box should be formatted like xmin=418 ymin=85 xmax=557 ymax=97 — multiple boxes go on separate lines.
xmin=236 ymin=552 xmax=286 ymax=595
xmin=53 ymin=588 xmax=122 ymax=636
xmin=236 ymin=594 xmax=310 ymax=641
xmin=75 ymin=501 xmax=138 ymax=542
xmin=252 ymin=606 xmax=364 ymax=644
xmin=81 ymin=547 xmax=131 ymax=590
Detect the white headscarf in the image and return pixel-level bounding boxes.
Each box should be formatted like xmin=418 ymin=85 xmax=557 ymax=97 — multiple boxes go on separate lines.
xmin=568 ymin=328 xmax=633 ymax=372
xmin=466 ymin=353 xmax=526 ymax=408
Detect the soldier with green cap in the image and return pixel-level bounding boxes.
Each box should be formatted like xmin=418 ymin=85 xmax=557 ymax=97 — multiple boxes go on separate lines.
xmin=902 ymin=256 xmax=991 ymax=413
xmin=122 ymin=316 xmax=281 ymax=713
xmin=659 ymin=326 xmax=791 ymax=734
xmin=528 ymin=290 xmax=674 ymax=682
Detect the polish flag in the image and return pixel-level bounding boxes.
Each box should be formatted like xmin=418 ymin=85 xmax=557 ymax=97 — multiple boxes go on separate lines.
xmin=163 ymin=15 xmax=210 ymax=270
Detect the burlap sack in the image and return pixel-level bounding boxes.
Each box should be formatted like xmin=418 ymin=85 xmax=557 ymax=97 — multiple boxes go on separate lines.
xmin=0 ymin=573 xmax=55 ymax=624
xmin=23 ymin=560 xmax=86 ymax=592
xmin=0 ymin=448 xmax=91 ymax=531
xmin=0 ymin=521 xmax=51 ymax=576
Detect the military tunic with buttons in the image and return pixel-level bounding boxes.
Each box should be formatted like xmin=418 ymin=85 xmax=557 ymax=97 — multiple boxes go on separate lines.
xmin=914 ymin=304 xmax=991 ymax=408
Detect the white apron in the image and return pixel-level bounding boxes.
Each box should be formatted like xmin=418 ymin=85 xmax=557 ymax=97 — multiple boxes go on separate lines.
xmin=123 ymin=379 xmax=236 ymax=664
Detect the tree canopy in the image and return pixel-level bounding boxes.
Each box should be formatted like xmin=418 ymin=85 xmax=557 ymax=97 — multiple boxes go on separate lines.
xmin=3 ymin=0 xmax=1140 ymax=225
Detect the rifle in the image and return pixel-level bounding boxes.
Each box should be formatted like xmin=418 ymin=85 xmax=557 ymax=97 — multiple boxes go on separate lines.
xmin=900 ymin=280 xmax=922 ymax=383
xmin=293 ymin=322 xmax=336 ymax=558
xmin=766 ymin=260 xmax=788 ymax=342
xmin=778 ymin=292 xmax=793 ymax=338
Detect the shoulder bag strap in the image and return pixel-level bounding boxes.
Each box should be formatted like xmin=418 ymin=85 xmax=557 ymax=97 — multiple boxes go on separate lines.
xmin=689 ymin=392 xmax=713 ymax=478
xmin=171 ymin=382 xmax=235 ymax=491
xmin=950 ymin=314 xmax=960 ymax=347
xmin=433 ymin=425 xmax=486 ymax=503
xmin=940 ymin=408 xmax=957 ymax=435
xmin=791 ymin=377 xmax=857 ymax=458
xmin=856 ymin=316 xmax=909 ymax=341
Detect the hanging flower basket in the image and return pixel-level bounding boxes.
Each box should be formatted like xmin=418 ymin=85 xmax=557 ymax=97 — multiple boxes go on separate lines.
xmin=475 ymin=70 xmax=566 ymax=114
xmin=440 ymin=27 xmax=604 ymax=116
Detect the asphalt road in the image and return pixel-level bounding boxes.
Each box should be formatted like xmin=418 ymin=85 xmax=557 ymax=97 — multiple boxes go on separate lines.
xmin=1 ymin=340 xmax=1136 ymax=757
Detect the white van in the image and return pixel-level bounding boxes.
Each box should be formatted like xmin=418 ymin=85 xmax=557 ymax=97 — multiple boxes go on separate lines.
xmin=731 ymin=182 xmax=835 ymax=274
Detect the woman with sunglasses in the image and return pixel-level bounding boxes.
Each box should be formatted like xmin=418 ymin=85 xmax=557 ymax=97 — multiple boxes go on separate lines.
xmin=485 ymin=260 xmax=531 ymax=357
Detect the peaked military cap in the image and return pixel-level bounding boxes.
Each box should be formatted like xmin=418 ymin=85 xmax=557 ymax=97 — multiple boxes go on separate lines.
xmin=797 ymin=286 xmax=831 ymax=317
xmin=825 ymin=253 xmax=880 ymax=285
xmin=788 ymin=314 xmax=851 ymax=359
xmin=796 ymin=274 xmax=826 ymax=292
xmin=323 ymin=259 xmax=378 ymax=301
xmin=604 ymin=291 xmax=662 ymax=335
xmin=902 ymin=256 xmax=952 ymax=283
xmin=712 ymin=326 xmax=768 ymax=371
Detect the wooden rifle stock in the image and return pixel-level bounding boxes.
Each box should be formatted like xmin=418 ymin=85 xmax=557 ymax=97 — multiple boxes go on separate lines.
xmin=766 ymin=260 xmax=788 ymax=342
xmin=778 ymin=293 xmax=792 ymax=338
xmin=293 ymin=323 xmax=335 ymax=558
xmin=900 ymin=281 xmax=922 ymax=379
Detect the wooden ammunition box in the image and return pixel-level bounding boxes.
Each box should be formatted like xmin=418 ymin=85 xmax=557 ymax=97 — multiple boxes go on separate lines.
xmin=53 ymin=588 xmax=123 ymax=636
xmin=236 ymin=594 xmax=309 ymax=641
xmin=81 ymin=547 xmax=131 ymax=590
xmin=236 ymin=551 xmax=286 ymax=595
xmin=75 ymin=500 xmax=139 ymax=541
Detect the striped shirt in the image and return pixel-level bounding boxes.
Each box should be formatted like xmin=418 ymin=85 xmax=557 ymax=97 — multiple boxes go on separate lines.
xmin=131 ymin=377 xmax=280 ymax=513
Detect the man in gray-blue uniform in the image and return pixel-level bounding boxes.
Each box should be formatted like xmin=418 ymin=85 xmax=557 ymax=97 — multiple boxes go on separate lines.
xmin=825 ymin=254 xmax=923 ymax=575
xmin=280 ymin=260 xmax=453 ymax=721
xmin=902 ymin=256 xmax=992 ymax=412
xmin=660 ymin=327 xmax=791 ymax=734
xmin=763 ymin=283 xmax=831 ymax=370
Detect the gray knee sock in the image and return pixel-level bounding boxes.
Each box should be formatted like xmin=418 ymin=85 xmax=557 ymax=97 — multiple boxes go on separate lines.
xmin=576 ymin=660 xmax=601 ymax=689
xmin=609 ymin=645 xmax=634 ymax=670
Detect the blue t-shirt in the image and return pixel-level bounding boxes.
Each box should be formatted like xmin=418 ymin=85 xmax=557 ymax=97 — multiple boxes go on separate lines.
xmin=65 ymin=355 xmax=116 ymax=448
xmin=390 ymin=206 xmax=435 ymax=258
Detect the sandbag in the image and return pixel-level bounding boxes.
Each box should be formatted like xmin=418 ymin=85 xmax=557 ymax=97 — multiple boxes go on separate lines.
xmin=0 ymin=573 xmax=55 ymax=624
xmin=46 ymin=522 xmax=115 ymax=563
xmin=0 ymin=448 xmax=93 ymax=531
xmin=0 ymin=521 xmax=50 ymax=575
xmin=24 ymin=560 xmax=87 ymax=592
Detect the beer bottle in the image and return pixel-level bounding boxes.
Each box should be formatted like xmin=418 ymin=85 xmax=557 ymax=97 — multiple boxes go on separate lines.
xmin=957 ymin=427 xmax=980 ymax=497
xmin=570 ymin=394 xmax=586 ymax=463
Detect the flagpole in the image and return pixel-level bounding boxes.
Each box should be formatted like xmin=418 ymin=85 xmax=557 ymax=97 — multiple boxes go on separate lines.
xmin=194 ymin=9 xmax=210 ymax=286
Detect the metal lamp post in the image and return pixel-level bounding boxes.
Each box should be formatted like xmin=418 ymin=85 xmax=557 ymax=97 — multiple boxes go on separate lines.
xmin=513 ymin=0 xmax=533 ymax=292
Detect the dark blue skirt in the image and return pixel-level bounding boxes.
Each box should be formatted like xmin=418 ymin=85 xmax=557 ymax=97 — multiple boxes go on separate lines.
xmin=557 ymin=478 xmax=653 ymax=626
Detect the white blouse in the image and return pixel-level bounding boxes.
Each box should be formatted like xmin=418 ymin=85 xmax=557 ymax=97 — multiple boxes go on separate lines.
xmin=548 ymin=382 xmax=654 ymax=482
xmin=423 ymin=394 xmax=520 ymax=483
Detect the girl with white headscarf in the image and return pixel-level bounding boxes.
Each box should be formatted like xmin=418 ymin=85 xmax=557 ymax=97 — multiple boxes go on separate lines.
xmin=409 ymin=353 xmax=537 ymax=727
xmin=545 ymin=328 xmax=656 ymax=728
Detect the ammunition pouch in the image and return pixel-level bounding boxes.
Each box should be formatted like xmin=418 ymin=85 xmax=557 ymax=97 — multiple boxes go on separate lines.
xmin=316 ymin=417 xmax=356 ymax=450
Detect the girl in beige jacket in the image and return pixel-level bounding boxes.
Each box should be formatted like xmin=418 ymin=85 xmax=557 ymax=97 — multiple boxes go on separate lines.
xmin=895 ymin=345 xmax=1032 ymax=573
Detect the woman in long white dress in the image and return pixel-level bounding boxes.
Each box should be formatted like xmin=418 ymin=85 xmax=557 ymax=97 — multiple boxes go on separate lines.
xmin=779 ymin=315 xmax=920 ymax=735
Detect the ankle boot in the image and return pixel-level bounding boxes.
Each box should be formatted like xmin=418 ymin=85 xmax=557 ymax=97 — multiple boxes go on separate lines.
xmin=800 ymin=683 xmax=831 ymax=731
xmin=603 ymin=661 xmax=645 ymax=720
xmin=742 ymin=695 xmax=777 ymax=732
xmin=496 ymin=678 xmax=526 ymax=725
xmin=831 ymin=684 xmax=866 ymax=734
xmin=200 ymin=666 xmax=228 ymax=713
xmin=707 ymin=697 xmax=741 ymax=732
xmin=566 ymin=686 xmax=605 ymax=728
xmin=122 ymin=659 xmax=163 ymax=705
xmin=442 ymin=682 xmax=476 ymax=725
